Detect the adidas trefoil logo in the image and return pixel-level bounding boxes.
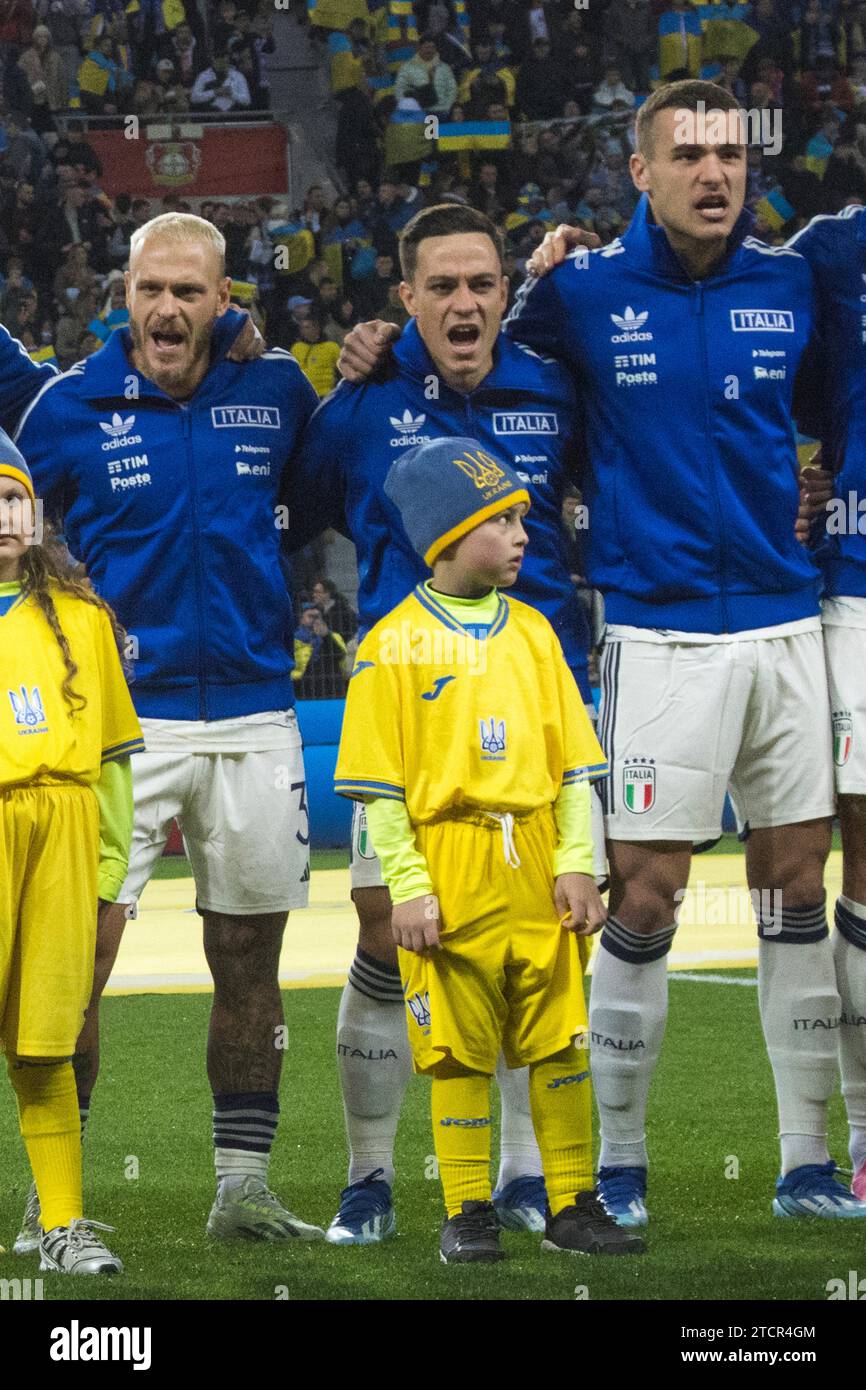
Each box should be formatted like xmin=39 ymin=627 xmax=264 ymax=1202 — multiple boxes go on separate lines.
xmin=100 ymin=412 xmax=135 ymax=437
xmin=611 ymin=307 xmax=648 ymax=331
xmin=99 ymin=411 xmax=142 ymax=452
xmin=388 ymin=407 xmax=430 ymax=448
xmin=389 ymin=408 xmax=426 ymax=431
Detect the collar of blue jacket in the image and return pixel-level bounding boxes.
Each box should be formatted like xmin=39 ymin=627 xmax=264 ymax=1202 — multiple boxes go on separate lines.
xmin=74 ymin=308 xmax=247 ymax=402
xmin=622 ymin=192 xmax=756 ymax=280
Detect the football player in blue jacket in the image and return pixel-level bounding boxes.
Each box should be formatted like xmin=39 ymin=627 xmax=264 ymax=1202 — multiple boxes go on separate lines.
xmin=10 ymin=213 xmax=325 ymax=1248
xmin=788 ymin=206 xmax=866 ymax=1202
xmin=340 ymin=82 xmax=866 ymax=1228
xmin=284 ymin=203 xmax=600 ymax=1244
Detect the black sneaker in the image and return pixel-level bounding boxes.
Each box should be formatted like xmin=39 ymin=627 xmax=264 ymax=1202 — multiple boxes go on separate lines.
xmin=440 ymin=1200 xmax=506 ymax=1264
xmin=541 ymin=1189 xmax=647 ymax=1255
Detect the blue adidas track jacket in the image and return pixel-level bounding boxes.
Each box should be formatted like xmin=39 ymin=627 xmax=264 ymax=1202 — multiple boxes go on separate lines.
xmin=14 ymin=323 xmax=318 ymax=719
xmin=0 ymin=323 xmax=58 ymax=434
xmin=505 ymin=194 xmax=822 ymax=633
xmin=284 ymin=318 xmax=593 ymax=700
xmin=787 ymin=205 xmax=866 ymax=601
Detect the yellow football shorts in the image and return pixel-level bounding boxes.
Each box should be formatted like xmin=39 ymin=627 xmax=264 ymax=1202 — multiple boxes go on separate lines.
xmin=0 ymin=782 xmax=99 ymax=1057
xmin=399 ymin=806 xmax=589 ymax=1075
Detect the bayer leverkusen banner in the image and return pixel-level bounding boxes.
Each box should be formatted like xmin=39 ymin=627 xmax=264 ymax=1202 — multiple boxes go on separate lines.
xmin=85 ymin=124 xmax=288 ymax=197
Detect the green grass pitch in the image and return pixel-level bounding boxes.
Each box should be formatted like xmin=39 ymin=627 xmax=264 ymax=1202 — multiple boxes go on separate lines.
xmin=0 ymin=964 xmax=859 ymax=1302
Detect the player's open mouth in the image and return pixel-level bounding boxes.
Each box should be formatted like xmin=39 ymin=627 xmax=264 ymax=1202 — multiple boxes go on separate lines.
xmin=447 ymin=324 xmax=480 ymax=349
xmin=694 ymin=196 xmax=729 ymax=222
xmin=150 ymin=329 xmax=186 ymax=356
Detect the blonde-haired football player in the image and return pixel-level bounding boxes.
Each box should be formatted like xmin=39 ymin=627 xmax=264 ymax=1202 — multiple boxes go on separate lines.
xmin=335 ymin=437 xmax=646 ymax=1261
xmin=0 ymin=430 xmax=143 ymax=1274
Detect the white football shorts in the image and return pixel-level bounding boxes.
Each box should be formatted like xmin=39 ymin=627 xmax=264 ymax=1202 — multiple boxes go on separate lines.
xmin=598 ymin=622 xmax=835 ymax=841
xmin=349 ymin=701 xmax=608 ymax=891
xmin=119 ymin=710 xmax=310 ymax=915
xmin=823 ymin=597 xmax=866 ymax=796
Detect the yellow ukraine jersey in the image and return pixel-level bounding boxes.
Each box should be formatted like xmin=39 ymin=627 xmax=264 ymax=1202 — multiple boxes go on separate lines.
xmin=0 ymin=588 xmax=144 ymax=788
xmin=335 ymin=585 xmax=606 ymax=819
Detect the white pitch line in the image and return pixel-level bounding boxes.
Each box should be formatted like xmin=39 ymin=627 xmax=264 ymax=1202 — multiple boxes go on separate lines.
xmin=671 ymin=972 xmax=757 ymax=986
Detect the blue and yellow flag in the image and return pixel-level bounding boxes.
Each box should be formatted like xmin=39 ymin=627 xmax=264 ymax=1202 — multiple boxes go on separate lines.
xmin=385 ymin=108 xmax=428 ymax=165
xmin=755 ymin=188 xmax=795 ymax=231
xmin=805 ymin=133 xmax=833 ymax=179
xmin=658 ymin=10 xmax=702 ymax=78
xmin=436 ymin=120 xmax=511 ymax=152
xmin=307 ymin=0 xmax=369 ymax=31
xmin=695 ymin=2 xmax=759 ymax=63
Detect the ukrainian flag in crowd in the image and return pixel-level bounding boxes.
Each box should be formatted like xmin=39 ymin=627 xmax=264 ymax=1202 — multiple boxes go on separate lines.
xmin=695 ymin=1 xmax=759 ymax=63
xmin=436 ymin=120 xmax=511 ymax=152
xmin=274 ymin=229 xmax=316 ymax=275
xmin=755 ymin=187 xmax=795 ymax=231
xmin=76 ymin=49 xmax=116 ymax=98
xmin=805 ymin=132 xmax=834 ymax=178
xmin=28 ymin=344 xmax=58 ymax=369
xmin=307 ymin=0 xmax=369 ymax=32
xmin=658 ymin=10 xmax=702 ymax=78
xmin=124 ymin=0 xmax=186 ymax=29
xmin=385 ymin=108 xmax=428 ymax=165
xmin=328 ymin=30 xmax=365 ymax=93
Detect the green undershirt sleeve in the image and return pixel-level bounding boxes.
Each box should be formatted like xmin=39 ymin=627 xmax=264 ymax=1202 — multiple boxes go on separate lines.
xmin=93 ymin=756 xmax=134 ymax=903
xmin=553 ymin=779 xmax=594 ymax=878
xmin=365 ymin=797 xmax=435 ymax=906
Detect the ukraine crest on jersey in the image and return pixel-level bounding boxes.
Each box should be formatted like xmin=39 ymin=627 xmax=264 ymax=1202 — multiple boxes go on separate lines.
xmin=0 ymin=587 xmax=143 ymax=787
xmin=335 ymin=584 xmax=606 ymax=823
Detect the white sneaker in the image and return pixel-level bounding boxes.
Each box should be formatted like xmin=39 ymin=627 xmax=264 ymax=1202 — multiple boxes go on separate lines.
xmin=13 ymin=1182 xmax=41 ymax=1255
xmin=39 ymin=1219 xmax=123 ymax=1275
xmin=206 ymin=1177 xmax=325 ymax=1242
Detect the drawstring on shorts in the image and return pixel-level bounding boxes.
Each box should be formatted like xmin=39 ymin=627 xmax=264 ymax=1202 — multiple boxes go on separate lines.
xmin=485 ymin=811 xmax=521 ymax=869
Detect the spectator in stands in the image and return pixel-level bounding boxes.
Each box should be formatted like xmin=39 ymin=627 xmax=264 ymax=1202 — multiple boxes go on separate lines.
xmin=394 ymin=34 xmax=458 ymax=116
xmin=515 ymin=35 xmax=565 ymax=120
xmin=290 ymin=314 xmax=341 ymax=398
xmin=51 ymin=126 xmax=102 ymax=184
xmin=77 ymin=33 xmax=126 ymax=115
xmin=16 ymin=24 xmax=67 ymax=129
xmin=227 ymin=8 xmax=274 ymax=107
xmin=212 ymin=0 xmax=241 ymax=56
xmin=603 ymin=0 xmax=656 ymax=96
xmin=292 ymin=604 xmax=348 ymax=699
xmin=160 ymin=20 xmax=203 ymax=86
xmin=717 ymin=56 xmax=749 ymax=105
xmin=52 ymin=241 xmax=98 ymax=301
xmin=353 ymin=250 xmax=399 ymax=319
xmin=153 ymin=57 xmax=191 ymax=112
xmin=469 ymin=159 xmax=513 ymax=220
xmin=801 ymin=54 xmax=855 ymax=115
xmin=191 ymin=49 xmax=251 ymax=112
xmin=322 ymin=292 xmax=357 ymax=348
xmin=796 ymin=0 xmax=839 ymax=75
xmin=323 ymin=195 xmax=369 ymax=250
xmin=592 ymin=63 xmax=636 ymax=113
xmin=746 ymin=0 xmax=795 ymax=77
xmin=311 ymin=578 xmax=358 ymax=642
xmin=4 ymin=179 xmax=39 ymax=279
xmin=850 ymin=53 xmax=866 ymax=104
xmin=1 ymin=282 xmax=39 ymax=338
xmin=458 ymin=36 xmax=516 ymax=114
xmin=132 ymin=77 xmax=160 ymax=114
xmin=557 ymin=11 xmax=601 ymax=113
xmin=1 ymin=110 xmax=45 ymax=185
xmin=41 ymin=0 xmax=88 ymax=95
xmin=335 ymin=86 xmax=382 ymax=190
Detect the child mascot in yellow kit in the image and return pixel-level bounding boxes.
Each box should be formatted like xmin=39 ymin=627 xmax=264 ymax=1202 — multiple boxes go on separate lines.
xmin=0 ymin=429 xmax=143 ymax=1274
xmin=335 ymin=437 xmax=646 ymax=1262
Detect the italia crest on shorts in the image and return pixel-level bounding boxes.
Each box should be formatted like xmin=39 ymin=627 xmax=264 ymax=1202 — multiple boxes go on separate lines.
xmin=833 ymin=711 xmax=853 ymax=767
xmin=623 ymin=758 xmax=656 ymax=813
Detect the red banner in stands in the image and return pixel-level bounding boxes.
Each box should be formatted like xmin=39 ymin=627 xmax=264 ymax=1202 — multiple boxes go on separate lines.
xmin=85 ymin=124 xmax=288 ymax=197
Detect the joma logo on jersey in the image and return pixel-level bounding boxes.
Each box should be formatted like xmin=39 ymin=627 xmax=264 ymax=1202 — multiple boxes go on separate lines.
xmin=492 ymin=411 xmax=559 ymax=435
xmin=407 ymin=991 xmax=431 ymax=1030
xmin=623 ymin=758 xmax=655 ymax=813
xmin=730 ymin=309 xmax=794 ymax=332
xmin=480 ymin=716 xmax=506 ymax=759
xmin=8 ymin=685 xmax=46 ymax=732
xmin=833 ymin=712 xmax=853 ymax=766
xmin=211 ymin=406 xmax=281 ymax=428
